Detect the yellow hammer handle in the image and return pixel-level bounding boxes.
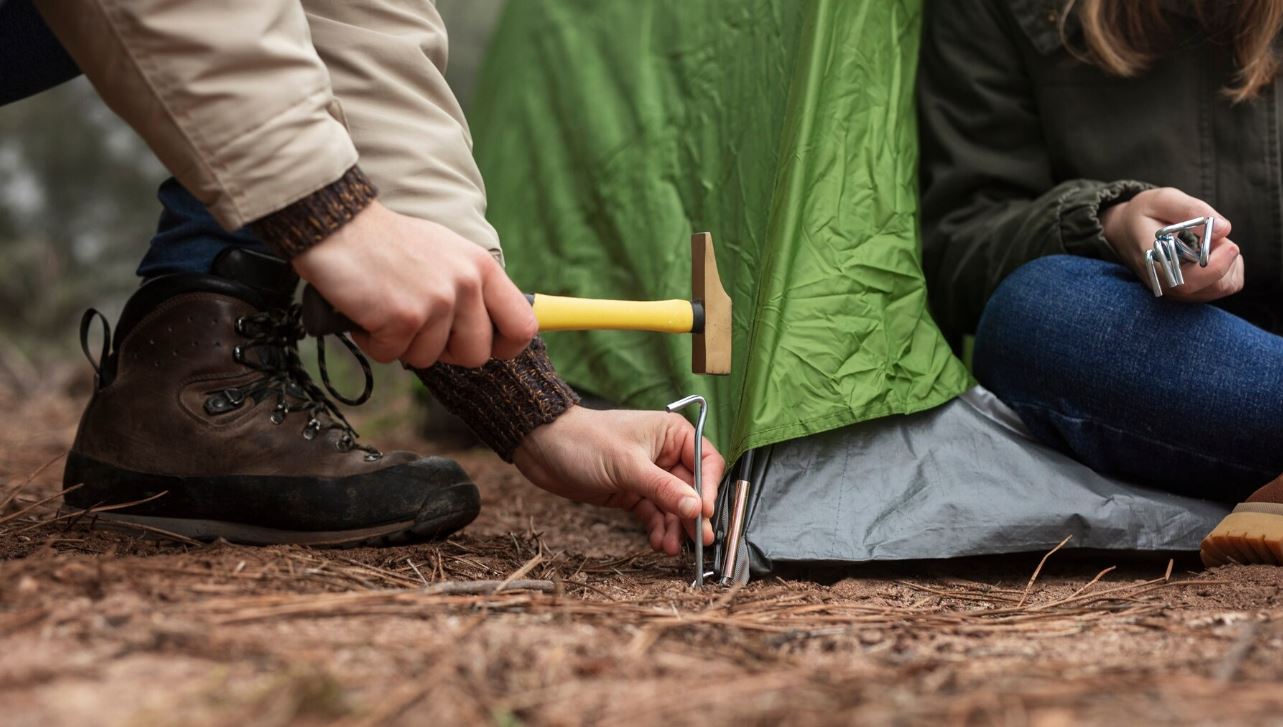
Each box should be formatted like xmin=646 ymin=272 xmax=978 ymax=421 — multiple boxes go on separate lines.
xmin=531 ymin=295 xmax=695 ymax=333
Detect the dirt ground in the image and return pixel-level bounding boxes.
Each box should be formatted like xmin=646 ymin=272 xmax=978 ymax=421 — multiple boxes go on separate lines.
xmin=5 ymin=366 xmax=1283 ymax=727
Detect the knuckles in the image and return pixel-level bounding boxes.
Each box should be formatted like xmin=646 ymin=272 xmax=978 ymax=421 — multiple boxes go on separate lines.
xmin=385 ymin=302 xmax=424 ymax=332
xmin=453 ymin=268 xmax=483 ymax=298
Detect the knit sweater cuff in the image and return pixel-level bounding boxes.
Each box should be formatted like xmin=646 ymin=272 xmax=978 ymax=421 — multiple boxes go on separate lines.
xmin=250 ymin=166 xmax=378 ymax=259
xmin=414 ymin=338 xmax=580 ymax=462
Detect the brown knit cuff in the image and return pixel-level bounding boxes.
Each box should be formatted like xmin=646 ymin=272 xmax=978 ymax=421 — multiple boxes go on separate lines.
xmin=250 ymin=165 xmax=378 ymax=259
xmin=414 ymin=338 xmax=580 ymax=462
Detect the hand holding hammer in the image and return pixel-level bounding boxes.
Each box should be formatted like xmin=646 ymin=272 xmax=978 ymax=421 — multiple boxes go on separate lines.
xmin=302 ymin=232 xmax=732 ymax=375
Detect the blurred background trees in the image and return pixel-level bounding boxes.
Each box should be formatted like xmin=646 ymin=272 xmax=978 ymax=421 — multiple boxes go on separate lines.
xmin=0 ymin=0 xmax=505 ymax=363
xmin=0 ymin=78 xmax=161 ymax=359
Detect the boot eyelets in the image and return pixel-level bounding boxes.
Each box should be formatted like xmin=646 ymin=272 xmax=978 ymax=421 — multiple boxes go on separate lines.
xmin=205 ymin=393 xmax=230 ymax=414
xmin=204 ymin=388 xmax=246 ymax=415
xmin=302 ymin=418 xmax=321 ymax=440
xmin=270 ymin=408 xmax=286 ymax=425
xmin=232 ymin=346 xmax=245 ymax=363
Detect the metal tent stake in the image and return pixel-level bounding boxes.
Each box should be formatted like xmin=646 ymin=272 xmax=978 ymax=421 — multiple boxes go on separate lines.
xmin=718 ymin=448 xmax=755 ymax=586
xmin=666 ymin=394 xmax=712 ymax=587
xmin=1144 ymin=216 xmax=1214 ymax=297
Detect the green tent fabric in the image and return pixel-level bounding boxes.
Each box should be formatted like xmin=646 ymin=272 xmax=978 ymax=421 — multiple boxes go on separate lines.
xmin=471 ymin=0 xmax=970 ymax=460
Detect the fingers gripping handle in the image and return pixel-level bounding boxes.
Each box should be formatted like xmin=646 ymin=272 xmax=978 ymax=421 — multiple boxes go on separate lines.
xmin=302 ymin=284 xmax=359 ymax=336
xmin=301 ymin=284 xmax=701 ymax=338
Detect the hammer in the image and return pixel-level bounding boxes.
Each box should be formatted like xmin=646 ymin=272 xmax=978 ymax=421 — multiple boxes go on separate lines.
xmin=300 ymin=232 xmax=732 ymax=375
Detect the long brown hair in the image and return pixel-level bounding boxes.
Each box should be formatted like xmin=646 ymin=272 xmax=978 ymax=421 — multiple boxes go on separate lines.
xmin=1061 ymin=0 xmax=1283 ymax=102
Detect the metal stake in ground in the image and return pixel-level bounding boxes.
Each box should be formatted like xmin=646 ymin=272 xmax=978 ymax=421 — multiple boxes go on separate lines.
xmin=665 ymin=394 xmax=710 ymax=587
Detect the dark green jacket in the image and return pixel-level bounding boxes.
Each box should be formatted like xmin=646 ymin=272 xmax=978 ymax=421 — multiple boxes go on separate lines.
xmin=919 ymin=0 xmax=1283 ymax=345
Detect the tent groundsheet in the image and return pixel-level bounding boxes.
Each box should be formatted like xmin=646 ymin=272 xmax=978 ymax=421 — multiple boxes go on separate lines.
xmin=729 ymin=388 xmax=1228 ymax=575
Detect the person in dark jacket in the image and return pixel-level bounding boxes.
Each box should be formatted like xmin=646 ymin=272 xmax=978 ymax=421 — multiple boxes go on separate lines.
xmin=918 ymin=0 xmax=1283 ymax=566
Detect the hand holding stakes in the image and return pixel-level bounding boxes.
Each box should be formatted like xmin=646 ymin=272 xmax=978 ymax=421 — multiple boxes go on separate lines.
xmin=665 ymin=393 xmax=712 ymax=587
xmin=1144 ymin=216 xmax=1214 ymax=297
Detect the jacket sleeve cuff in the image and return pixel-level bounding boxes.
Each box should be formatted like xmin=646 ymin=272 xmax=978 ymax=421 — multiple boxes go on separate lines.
xmin=1056 ymin=179 xmax=1153 ymax=261
xmin=250 ymin=165 xmax=378 ymax=259
xmin=413 ymin=338 xmax=581 ymax=462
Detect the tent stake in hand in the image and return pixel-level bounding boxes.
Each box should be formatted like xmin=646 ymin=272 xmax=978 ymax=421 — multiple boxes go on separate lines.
xmin=1144 ymin=216 xmax=1214 ymax=297
xmin=666 ymin=394 xmax=712 ymax=587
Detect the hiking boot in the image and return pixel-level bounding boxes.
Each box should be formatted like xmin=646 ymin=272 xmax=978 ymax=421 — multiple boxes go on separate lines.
xmin=1201 ymin=474 xmax=1283 ymax=566
xmin=62 ymin=249 xmax=480 ymax=546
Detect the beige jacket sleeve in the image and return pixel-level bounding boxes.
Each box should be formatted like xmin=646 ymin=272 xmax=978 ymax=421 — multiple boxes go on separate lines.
xmin=302 ymin=0 xmax=503 ymax=261
xmin=35 ymin=0 xmax=358 ymax=231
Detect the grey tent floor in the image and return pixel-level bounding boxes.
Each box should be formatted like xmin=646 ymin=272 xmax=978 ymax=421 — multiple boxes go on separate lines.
xmin=740 ymin=387 xmax=1230 ymax=574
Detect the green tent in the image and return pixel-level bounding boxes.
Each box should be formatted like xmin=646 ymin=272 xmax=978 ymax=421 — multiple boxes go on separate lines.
xmin=469 ymin=0 xmax=1226 ymax=569
xmin=472 ymin=0 xmax=970 ymax=460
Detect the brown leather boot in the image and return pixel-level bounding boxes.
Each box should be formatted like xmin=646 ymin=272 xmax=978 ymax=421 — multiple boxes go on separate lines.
xmin=1201 ymin=474 xmax=1283 ymax=566
xmin=63 ymin=249 xmax=479 ymax=546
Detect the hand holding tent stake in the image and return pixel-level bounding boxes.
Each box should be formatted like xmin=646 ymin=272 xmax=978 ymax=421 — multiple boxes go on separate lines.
xmin=1143 ymin=216 xmax=1214 ymax=297
xmin=300 ymin=232 xmax=732 ymax=375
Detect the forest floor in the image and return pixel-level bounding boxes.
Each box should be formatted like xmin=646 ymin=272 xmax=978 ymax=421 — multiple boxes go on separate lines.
xmin=4 ymin=364 xmax=1283 ymax=727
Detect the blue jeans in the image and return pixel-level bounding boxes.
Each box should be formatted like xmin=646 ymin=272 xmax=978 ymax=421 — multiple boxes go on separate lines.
xmin=139 ymin=179 xmax=268 ymax=278
xmin=3 ymin=0 xmax=267 ymax=277
xmin=974 ymin=255 xmax=1283 ymax=502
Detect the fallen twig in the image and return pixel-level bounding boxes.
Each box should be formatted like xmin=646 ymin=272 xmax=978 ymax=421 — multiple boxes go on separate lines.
xmin=0 ymin=483 xmax=83 ymax=526
xmin=79 ymin=518 xmax=203 ymax=546
xmin=6 ymin=489 xmax=169 ymax=535
xmin=0 ymin=453 xmax=65 ymax=514
xmin=1051 ymin=566 xmax=1117 ymax=606
xmin=427 ymin=579 xmax=555 ymax=596
xmin=494 ymin=552 xmax=543 ymax=594
xmin=1018 ymin=535 xmax=1072 ymax=608
xmin=407 ymin=558 xmax=429 ymax=587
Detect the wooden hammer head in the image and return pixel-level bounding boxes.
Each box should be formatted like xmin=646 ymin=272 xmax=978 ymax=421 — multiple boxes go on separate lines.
xmin=691 ymin=232 xmax=732 ymax=375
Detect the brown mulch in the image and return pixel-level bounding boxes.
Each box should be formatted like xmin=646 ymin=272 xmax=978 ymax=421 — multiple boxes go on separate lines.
xmin=3 ymin=365 xmax=1283 ymax=726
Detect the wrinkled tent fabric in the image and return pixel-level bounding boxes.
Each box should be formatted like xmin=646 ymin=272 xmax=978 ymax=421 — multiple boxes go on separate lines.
xmin=471 ymin=0 xmax=1225 ymax=567
xmin=472 ymin=0 xmax=971 ymax=460
xmin=741 ymin=388 xmax=1228 ymax=570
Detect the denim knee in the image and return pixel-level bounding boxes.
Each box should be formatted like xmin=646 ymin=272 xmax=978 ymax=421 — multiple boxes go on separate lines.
xmin=973 ymin=255 xmax=1125 ymax=392
xmin=971 ymin=253 xmax=1283 ymax=492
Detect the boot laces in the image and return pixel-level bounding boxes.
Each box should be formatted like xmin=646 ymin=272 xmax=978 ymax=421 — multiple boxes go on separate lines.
xmin=222 ymin=304 xmax=382 ymax=461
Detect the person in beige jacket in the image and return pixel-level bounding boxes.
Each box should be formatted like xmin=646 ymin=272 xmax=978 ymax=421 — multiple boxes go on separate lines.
xmin=5 ymin=0 xmax=721 ymax=553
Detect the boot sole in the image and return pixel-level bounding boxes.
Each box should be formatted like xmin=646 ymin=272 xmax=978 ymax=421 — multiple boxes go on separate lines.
xmin=63 ymin=452 xmax=481 ymax=547
xmin=64 ymin=495 xmax=477 ymax=548
xmin=1200 ymin=504 xmax=1283 ymax=567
